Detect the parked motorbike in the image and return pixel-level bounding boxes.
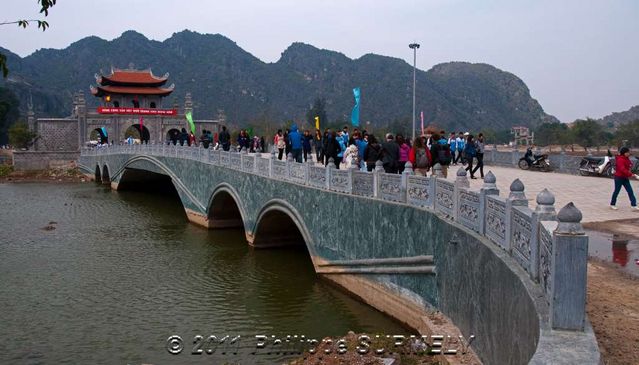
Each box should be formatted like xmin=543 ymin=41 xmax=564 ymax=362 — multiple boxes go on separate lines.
xmin=518 ymin=148 xmax=551 ymax=171
xmin=579 ymin=150 xmax=614 ymax=177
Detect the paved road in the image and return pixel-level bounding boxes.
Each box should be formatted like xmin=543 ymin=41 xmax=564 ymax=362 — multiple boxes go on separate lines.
xmin=442 ymin=164 xmax=639 ymax=223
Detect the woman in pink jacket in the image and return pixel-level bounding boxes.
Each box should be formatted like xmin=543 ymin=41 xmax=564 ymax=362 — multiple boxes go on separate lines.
xmin=396 ymin=134 xmax=411 ymax=174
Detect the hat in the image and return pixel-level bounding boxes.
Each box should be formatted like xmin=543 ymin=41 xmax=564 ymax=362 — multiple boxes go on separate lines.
xmin=464 ymin=132 xmax=470 ymax=136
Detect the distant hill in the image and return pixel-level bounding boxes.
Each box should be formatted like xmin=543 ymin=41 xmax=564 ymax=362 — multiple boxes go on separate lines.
xmin=597 ymin=105 xmax=639 ymax=127
xmin=0 ymin=30 xmax=558 ymax=133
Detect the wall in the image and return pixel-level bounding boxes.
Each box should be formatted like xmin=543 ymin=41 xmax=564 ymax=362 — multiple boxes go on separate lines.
xmin=35 ymin=119 xmax=79 ymax=151
xmin=13 ymin=151 xmax=79 ymax=170
xmin=483 ymin=147 xmax=585 ymax=174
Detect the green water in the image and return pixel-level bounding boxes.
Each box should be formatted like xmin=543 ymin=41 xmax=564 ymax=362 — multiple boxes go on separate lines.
xmin=0 ymin=183 xmax=407 ymax=364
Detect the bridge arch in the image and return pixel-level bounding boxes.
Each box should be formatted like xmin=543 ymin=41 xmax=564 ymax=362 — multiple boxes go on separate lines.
xmin=251 ymin=200 xmax=318 ymax=258
xmin=101 ymin=164 xmax=111 ymax=184
xmin=207 ymin=184 xmax=247 ymax=230
xmin=94 ymin=165 xmax=102 ymax=183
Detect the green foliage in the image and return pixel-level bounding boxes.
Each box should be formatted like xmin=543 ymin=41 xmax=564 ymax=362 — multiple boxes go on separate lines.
xmin=481 ymin=129 xmax=512 ymax=144
xmin=534 ymin=122 xmax=570 ymax=146
xmin=305 ymin=97 xmax=327 ymax=130
xmin=615 ymin=119 xmax=639 ymax=147
xmin=0 ymin=164 xmax=13 ymax=177
xmin=0 ymin=87 xmax=21 ymax=145
xmin=571 ymin=118 xmax=606 ymax=149
xmin=8 ymin=122 xmax=37 ymax=149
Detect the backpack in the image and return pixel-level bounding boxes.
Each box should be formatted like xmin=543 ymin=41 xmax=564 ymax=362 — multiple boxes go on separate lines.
xmin=438 ymin=143 xmax=452 ymax=165
xmin=415 ymin=148 xmax=431 ymax=168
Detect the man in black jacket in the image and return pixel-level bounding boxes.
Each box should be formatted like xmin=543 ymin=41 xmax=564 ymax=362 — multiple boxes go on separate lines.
xmin=381 ymin=133 xmax=400 ymax=174
xmin=219 ymin=126 xmax=231 ymax=151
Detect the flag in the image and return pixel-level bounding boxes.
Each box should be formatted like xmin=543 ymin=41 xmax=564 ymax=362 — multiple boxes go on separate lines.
xmin=420 ymin=111 xmax=424 ymax=135
xmin=351 ymin=87 xmax=360 ymax=127
xmin=185 ymin=111 xmax=196 ymax=134
xmin=100 ymin=127 xmax=108 ymax=138
xmin=314 ymin=116 xmax=320 ymax=130
xmin=139 ymin=116 xmax=144 ymax=140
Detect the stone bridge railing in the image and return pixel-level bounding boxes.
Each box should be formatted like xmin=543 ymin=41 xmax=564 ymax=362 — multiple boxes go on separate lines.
xmin=82 ymin=143 xmax=589 ymax=333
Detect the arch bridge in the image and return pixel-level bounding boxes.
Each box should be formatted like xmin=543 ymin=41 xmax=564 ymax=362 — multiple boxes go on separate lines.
xmin=79 ymin=144 xmax=600 ymax=365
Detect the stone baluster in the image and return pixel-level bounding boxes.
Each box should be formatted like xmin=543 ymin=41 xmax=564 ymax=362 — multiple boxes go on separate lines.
xmin=432 ymin=163 xmax=443 ymax=178
xmin=401 ymin=161 xmax=414 ymax=201
xmin=373 ymin=160 xmax=383 ymax=198
xmin=479 ymin=171 xmax=499 ymax=235
xmin=454 ymin=167 xmax=469 ymax=221
xmin=550 ymin=202 xmax=588 ymax=331
xmin=505 ymin=178 xmax=527 ymax=252
xmin=268 ymin=153 xmax=275 ymax=178
xmin=327 ymin=158 xmax=335 ymax=190
xmin=530 ymin=188 xmax=556 ymax=281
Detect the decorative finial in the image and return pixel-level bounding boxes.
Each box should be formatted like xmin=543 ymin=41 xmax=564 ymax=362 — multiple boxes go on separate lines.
xmin=484 ymin=171 xmax=496 ymax=184
xmin=555 ymin=202 xmax=584 ymax=234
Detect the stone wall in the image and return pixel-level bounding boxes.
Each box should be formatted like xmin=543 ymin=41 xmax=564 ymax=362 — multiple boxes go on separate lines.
xmin=483 ymin=147 xmax=585 ymax=174
xmin=13 ymin=151 xmax=79 ymax=170
xmin=79 ymin=145 xmax=601 ymax=365
xmin=35 ymin=119 xmax=79 ymax=151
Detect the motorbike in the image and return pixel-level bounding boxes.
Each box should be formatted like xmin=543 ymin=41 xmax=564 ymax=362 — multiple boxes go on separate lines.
xmin=579 ymin=150 xmax=614 ymax=177
xmin=518 ymin=147 xmax=551 ymax=171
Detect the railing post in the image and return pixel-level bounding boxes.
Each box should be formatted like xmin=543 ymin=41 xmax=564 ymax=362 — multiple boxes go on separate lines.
xmin=505 ymin=178 xmax=528 ymax=252
xmin=550 ymin=203 xmax=588 ymax=331
xmin=327 ymin=158 xmax=335 ymax=190
xmin=479 ymin=171 xmax=499 ymax=235
xmin=268 ymin=152 xmax=275 ymax=178
xmin=373 ymin=160 xmax=383 ymax=198
xmin=454 ymin=166 xmax=469 ymax=221
xmin=530 ymin=189 xmax=556 ymax=281
xmin=286 ymin=153 xmax=294 ymax=181
xmin=432 ymin=163 xmax=444 ymax=178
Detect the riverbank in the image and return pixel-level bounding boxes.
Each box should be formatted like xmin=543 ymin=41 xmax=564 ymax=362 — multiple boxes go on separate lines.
xmin=0 ymin=166 xmax=87 ymax=183
xmin=584 ymin=218 xmax=639 ymax=365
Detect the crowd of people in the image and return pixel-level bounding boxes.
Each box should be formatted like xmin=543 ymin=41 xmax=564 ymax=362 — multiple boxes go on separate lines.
xmin=269 ymin=125 xmax=487 ymax=178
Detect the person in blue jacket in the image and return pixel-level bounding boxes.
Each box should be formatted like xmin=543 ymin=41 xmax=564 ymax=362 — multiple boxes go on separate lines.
xmin=288 ymin=124 xmax=303 ymax=162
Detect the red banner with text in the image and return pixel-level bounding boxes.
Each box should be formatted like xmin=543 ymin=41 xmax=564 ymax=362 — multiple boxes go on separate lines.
xmin=97 ymin=107 xmax=177 ymax=116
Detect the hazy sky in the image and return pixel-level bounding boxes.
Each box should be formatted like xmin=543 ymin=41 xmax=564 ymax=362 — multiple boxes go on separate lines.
xmin=1 ymin=0 xmax=638 ymax=122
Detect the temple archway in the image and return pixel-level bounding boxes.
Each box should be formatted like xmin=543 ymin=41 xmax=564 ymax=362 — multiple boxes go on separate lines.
xmin=90 ymin=128 xmax=108 ymax=144
xmin=124 ymin=124 xmax=150 ymax=143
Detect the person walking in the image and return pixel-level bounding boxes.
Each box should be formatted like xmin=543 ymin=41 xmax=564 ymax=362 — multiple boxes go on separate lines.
xmin=463 ymin=134 xmax=477 ymax=179
xmin=275 ymin=129 xmax=286 ymax=160
xmin=314 ymin=129 xmax=323 ymax=163
xmin=454 ymin=132 xmax=465 ymax=164
xmin=472 ymin=133 xmax=485 ymax=178
xmin=430 ymin=133 xmax=452 ymax=177
xmin=288 ymin=125 xmax=303 ymax=162
xmin=364 ymin=135 xmax=382 ymax=172
xmin=448 ymin=132 xmax=458 ymax=164
xmin=396 ymin=134 xmax=410 ymax=174
xmin=324 ymin=130 xmax=340 ymax=167
xmin=302 ymin=130 xmax=313 ymax=162
xmin=408 ymin=136 xmax=432 ymax=176
xmin=610 ymin=147 xmax=639 ymax=210
xmin=219 ymin=126 xmax=231 ymax=151
xmin=381 ymin=133 xmax=400 ymax=174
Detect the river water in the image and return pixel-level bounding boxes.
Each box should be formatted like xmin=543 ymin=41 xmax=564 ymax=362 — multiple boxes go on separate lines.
xmin=0 ymin=183 xmax=407 ymax=365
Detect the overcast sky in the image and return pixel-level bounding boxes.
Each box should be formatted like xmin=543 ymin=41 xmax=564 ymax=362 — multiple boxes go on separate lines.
xmin=1 ymin=0 xmax=638 ymax=122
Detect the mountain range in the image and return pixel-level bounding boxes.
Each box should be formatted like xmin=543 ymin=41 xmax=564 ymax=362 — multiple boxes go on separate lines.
xmin=597 ymin=105 xmax=639 ymax=128
xmin=0 ymin=30 xmax=559 ymax=133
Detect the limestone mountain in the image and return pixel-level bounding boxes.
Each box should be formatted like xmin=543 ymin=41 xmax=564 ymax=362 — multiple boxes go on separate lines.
xmin=597 ymin=105 xmax=639 ymax=128
xmin=0 ymin=30 xmax=557 ymax=132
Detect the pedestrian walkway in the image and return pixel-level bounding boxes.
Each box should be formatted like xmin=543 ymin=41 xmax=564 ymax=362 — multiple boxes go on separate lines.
xmin=443 ymin=165 xmax=639 ymax=223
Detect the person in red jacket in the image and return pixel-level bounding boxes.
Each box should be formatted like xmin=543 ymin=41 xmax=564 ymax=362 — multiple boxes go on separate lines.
xmin=610 ymin=147 xmax=639 ymax=210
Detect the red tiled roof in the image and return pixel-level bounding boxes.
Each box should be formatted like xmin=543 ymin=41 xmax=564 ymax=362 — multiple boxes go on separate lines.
xmin=99 ymin=69 xmax=169 ymax=85
xmin=91 ymin=84 xmax=174 ymax=96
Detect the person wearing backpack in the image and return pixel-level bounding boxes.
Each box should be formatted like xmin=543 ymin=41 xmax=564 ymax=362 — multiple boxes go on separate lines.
xmin=464 ymin=134 xmax=478 ymax=179
xmin=409 ymin=136 xmax=431 ymax=176
xmin=430 ymin=133 xmax=452 ymax=177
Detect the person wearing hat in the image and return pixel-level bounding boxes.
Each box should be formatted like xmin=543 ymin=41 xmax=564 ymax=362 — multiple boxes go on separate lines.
xmin=610 ymin=147 xmax=639 ymax=210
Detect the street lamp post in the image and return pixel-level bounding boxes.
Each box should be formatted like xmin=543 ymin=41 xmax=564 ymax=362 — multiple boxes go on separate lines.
xmin=409 ymin=43 xmax=420 ymax=141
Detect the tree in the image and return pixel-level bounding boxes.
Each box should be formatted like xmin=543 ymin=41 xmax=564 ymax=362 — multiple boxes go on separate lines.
xmin=0 ymin=0 xmax=56 ymax=77
xmin=8 ymin=122 xmax=37 ymax=149
xmin=305 ymin=97 xmax=327 ymax=131
xmin=0 ymin=87 xmax=21 ymax=145
xmin=534 ymin=122 xmax=570 ymax=146
xmin=615 ymin=119 xmax=639 ymax=147
xmin=570 ymin=118 xmax=606 ymax=150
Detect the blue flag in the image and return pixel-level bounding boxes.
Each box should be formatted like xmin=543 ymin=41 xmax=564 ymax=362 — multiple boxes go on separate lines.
xmin=100 ymin=127 xmax=108 ymax=137
xmin=351 ymin=87 xmax=360 ymax=127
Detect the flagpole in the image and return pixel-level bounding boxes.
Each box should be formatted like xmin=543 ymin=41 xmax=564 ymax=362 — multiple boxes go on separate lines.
xmin=409 ymin=43 xmax=420 ymax=141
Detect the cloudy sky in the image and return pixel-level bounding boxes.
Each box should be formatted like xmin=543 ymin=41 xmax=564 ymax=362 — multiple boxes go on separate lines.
xmin=1 ymin=0 xmax=637 ymax=122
